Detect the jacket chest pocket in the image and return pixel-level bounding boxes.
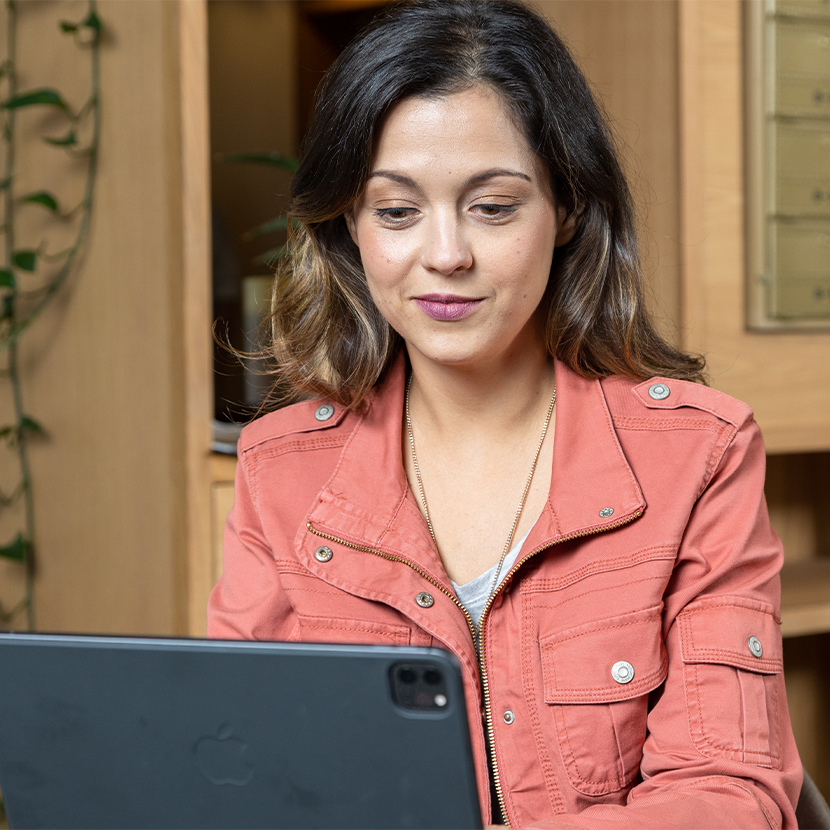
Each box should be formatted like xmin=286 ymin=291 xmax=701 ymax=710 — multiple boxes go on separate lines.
xmin=678 ymin=596 xmax=783 ymax=768
xmin=539 ymin=605 xmax=667 ymax=796
xmin=291 ymin=614 xmax=411 ymax=646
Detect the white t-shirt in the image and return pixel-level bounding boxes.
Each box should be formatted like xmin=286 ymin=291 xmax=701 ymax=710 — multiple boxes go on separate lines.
xmin=451 ymin=523 xmax=535 ymax=628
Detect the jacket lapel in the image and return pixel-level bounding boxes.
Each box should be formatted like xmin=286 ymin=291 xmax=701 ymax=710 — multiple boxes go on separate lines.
xmin=301 ymin=353 xmax=647 ymax=603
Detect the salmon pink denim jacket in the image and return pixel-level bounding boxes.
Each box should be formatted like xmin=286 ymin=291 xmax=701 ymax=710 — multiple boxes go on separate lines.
xmin=208 ymin=355 xmax=801 ymax=829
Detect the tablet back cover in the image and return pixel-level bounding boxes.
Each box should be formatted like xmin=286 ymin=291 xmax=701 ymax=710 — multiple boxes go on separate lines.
xmin=0 ymin=634 xmax=481 ymax=829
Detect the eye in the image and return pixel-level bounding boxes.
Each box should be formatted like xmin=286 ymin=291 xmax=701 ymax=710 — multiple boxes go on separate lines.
xmin=474 ymin=203 xmax=517 ymax=220
xmin=374 ymin=206 xmax=417 ymax=226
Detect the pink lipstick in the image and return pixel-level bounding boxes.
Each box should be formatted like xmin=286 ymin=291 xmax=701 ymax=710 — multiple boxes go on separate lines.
xmin=414 ymin=294 xmax=484 ymax=321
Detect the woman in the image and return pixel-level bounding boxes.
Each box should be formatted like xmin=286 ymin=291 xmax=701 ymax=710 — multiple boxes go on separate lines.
xmin=208 ymin=1 xmax=802 ymax=826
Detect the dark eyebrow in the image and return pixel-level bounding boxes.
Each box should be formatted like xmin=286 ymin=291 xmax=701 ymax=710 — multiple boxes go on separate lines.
xmin=367 ymin=168 xmax=532 ymax=189
xmin=465 ymin=168 xmax=532 ymax=186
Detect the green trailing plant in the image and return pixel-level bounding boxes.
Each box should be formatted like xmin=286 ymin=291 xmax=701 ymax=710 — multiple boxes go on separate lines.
xmin=0 ymin=0 xmax=102 ymax=630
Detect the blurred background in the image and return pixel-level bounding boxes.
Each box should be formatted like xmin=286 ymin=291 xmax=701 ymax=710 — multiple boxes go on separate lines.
xmin=0 ymin=0 xmax=828 ymax=797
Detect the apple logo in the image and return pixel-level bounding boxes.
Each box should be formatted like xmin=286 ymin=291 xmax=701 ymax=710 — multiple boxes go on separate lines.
xmin=194 ymin=724 xmax=254 ymax=786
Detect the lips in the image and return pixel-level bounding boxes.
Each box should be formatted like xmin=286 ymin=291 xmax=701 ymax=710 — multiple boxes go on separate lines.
xmin=413 ymin=294 xmax=484 ymax=321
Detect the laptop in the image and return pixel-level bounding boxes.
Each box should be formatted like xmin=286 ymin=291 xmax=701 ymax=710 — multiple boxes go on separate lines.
xmin=0 ymin=633 xmax=482 ymax=829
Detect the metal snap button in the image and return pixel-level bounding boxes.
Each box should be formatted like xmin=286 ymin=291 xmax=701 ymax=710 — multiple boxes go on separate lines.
xmin=648 ymin=383 xmax=670 ymax=401
xmin=611 ymin=660 xmax=635 ymax=684
xmin=314 ymin=404 xmax=335 ymax=421
xmin=503 ymin=710 xmax=515 ymax=725
xmin=415 ymin=591 xmax=434 ymax=608
xmin=314 ymin=545 xmax=333 ymax=562
xmin=599 ymin=507 xmax=614 ymax=518
xmin=748 ymin=636 xmax=763 ymax=658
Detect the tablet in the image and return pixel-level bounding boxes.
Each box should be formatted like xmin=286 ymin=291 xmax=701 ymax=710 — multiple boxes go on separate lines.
xmin=0 ymin=633 xmax=482 ymax=830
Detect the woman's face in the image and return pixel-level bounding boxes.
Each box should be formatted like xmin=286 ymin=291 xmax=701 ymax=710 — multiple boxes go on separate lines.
xmin=347 ymin=85 xmax=575 ymax=372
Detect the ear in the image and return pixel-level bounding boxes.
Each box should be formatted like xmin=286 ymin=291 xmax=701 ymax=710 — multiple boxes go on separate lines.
xmin=345 ymin=211 xmax=359 ymax=247
xmin=553 ymin=203 xmax=581 ymax=247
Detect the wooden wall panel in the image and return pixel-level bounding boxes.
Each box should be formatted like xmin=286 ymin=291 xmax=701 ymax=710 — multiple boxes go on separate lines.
xmin=679 ymin=0 xmax=830 ymax=452
xmin=538 ymin=0 xmax=682 ymax=339
xmin=0 ymin=0 xmax=211 ymax=635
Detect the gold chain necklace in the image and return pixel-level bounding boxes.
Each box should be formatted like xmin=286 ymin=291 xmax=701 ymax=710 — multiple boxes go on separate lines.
xmin=405 ymin=374 xmax=556 ymax=608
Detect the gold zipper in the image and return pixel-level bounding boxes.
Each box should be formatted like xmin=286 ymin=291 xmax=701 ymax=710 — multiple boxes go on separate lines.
xmin=306 ymin=523 xmax=479 ymax=639
xmin=308 ymin=509 xmax=643 ymax=827
xmin=475 ymin=509 xmax=643 ymax=825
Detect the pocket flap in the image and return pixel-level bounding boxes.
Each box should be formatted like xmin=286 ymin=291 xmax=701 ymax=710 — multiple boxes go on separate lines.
xmin=678 ymin=595 xmax=783 ymax=674
xmin=540 ymin=605 xmax=667 ymax=704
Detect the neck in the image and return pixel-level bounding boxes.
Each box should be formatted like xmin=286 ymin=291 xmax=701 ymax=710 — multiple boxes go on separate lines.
xmin=405 ymin=341 xmax=556 ymax=439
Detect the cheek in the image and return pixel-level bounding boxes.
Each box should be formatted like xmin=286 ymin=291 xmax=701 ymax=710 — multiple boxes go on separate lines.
xmin=356 ymin=225 xmax=413 ymax=278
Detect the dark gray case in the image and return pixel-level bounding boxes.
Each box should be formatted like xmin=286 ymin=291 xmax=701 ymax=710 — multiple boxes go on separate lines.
xmin=0 ymin=633 xmax=482 ymax=829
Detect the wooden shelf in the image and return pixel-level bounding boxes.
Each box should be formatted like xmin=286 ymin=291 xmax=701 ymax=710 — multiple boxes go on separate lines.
xmin=781 ymin=559 xmax=830 ymax=638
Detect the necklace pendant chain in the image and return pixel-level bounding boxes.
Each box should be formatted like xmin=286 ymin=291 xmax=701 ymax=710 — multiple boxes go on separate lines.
xmin=405 ymin=374 xmax=557 ymax=614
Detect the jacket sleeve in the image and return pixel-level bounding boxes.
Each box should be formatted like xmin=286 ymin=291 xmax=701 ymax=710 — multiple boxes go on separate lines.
xmin=528 ymin=413 xmax=802 ymax=830
xmin=207 ymin=449 xmax=298 ymax=641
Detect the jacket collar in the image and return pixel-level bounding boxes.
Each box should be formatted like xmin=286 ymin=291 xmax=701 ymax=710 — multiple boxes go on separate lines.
xmin=305 ymin=352 xmax=646 ymax=584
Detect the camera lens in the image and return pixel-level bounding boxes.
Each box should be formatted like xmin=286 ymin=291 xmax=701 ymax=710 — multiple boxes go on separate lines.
xmin=397 ymin=667 xmax=416 ymax=683
xmin=423 ymin=669 xmax=442 ymax=685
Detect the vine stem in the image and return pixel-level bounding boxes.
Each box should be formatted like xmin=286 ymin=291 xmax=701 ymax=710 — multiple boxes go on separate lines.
xmin=1 ymin=0 xmax=33 ymax=629
xmin=0 ymin=0 xmax=100 ymax=351
xmin=1 ymin=0 xmax=101 ymax=628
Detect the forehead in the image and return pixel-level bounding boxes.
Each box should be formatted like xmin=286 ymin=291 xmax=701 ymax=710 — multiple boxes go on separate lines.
xmin=369 ymin=86 xmax=541 ymax=178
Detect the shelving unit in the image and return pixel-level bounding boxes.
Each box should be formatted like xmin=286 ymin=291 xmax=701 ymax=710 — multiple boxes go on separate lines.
xmin=781 ymin=560 xmax=830 ymax=637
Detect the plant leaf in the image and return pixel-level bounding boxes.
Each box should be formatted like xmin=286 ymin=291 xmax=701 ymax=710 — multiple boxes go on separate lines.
xmin=44 ymin=130 xmax=77 ymax=147
xmin=0 ymin=269 xmax=14 ymax=289
xmin=83 ymin=11 xmax=102 ymax=33
xmin=19 ymin=415 xmax=45 ymax=436
xmin=12 ymin=250 xmax=37 ymax=272
xmin=221 ymin=152 xmax=299 ymax=172
xmin=0 ymin=532 xmax=29 ymax=562
xmin=2 ymin=294 xmax=13 ymax=319
xmin=244 ymin=216 xmax=288 ymax=239
xmin=3 ymin=89 xmax=70 ymax=114
xmin=21 ymin=191 xmax=60 ymax=213
xmin=60 ymin=21 xmax=78 ymax=33
xmin=257 ymin=244 xmax=288 ymax=264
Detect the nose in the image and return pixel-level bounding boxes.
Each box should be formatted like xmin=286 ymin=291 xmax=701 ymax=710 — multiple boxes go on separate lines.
xmin=419 ymin=212 xmax=473 ymax=276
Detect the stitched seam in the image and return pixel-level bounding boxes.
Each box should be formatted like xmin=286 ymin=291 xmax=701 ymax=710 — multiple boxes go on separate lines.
xmin=525 ymin=545 xmax=678 ymax=593
xmin=378 ymin=486 xmax=412 ymax=545
xmin=769 ymin=675 xmax=783 ymax=767
xmin=301 ymin=622 xmax=407 ymax=637
xmin=614 ymin=417 xmax=724 ymax=432
xmin=608 ymin=702 xmax=627 ymax=783
xmin=683 ymin=650 xmax=781 ymax=671
xmin=540 ymin=611 xmax=661 ymax=649
xmin=697 ymin=422 xmax=738 ymax=500
xmin=523 ymin=592 xmax=564 ymax=815
xmin=273 ymin=559 xmax=310 ymax=574
xmin=534 ymin=574 xmax=666 ymax=614
xmin=246 ymin=452 xmax=261 ymax=513
xmin=247 ymin=435 xmax=349 ymax=461
xmin=596 ymin=380 xmax=642 ymax=501
xmin=738 ymin=667 xmax=748 ymax=760
xmin=544 ymin=673 xmax=666 ymax=701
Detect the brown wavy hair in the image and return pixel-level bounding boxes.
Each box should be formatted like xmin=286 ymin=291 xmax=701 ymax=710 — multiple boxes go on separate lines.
xmin=264 ymin=0 xmax=705 ymax=410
